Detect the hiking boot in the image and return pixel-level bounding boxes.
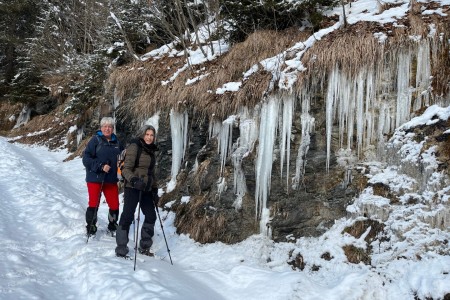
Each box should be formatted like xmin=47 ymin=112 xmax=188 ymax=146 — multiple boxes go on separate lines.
xmin=138 ymin=247 xmax=154 ymax=257
xmin=86 ymin=224 xmax=97 ymax=236
xmin=108 ymin=209 xmax=119 ymax=232
xmin=107 ymin=221 xmax=118 ymax=232
xmin=116 ymin=252 xmax=128 ymax=258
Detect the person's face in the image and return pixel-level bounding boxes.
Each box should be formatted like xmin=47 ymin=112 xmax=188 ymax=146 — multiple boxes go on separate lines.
xmin=101 ymin=124 xmax=114 ymax=139
xmin=143 ymin=129 xmax=155 ymax=144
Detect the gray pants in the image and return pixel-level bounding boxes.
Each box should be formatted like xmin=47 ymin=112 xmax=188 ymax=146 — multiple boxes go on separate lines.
xmin=115 ymin=187 xmax=156 ymax=256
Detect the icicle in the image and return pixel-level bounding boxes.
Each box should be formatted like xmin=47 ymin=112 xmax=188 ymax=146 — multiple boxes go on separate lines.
xmin=364 ymin=70 xmax=375 ymax=150
xmin=238 ymin=108 xmax=259 ymax=149
xmin=414 ymin=40 xmax=431 ymax=110
xmin=325 ymin=68 xmax=339 ymax=171
xmin=395 ymin=50 xmax=412 ymax=128
xmin=255 ymin=96 xmax=280 ymax=233
xmin=76 ymin=126 xmax=84 ymax=146
xmin=218 ymin=116 xmax=236 ymax=175
xmin=208 ymin=119 xmax=221 ymax=140
xmin=292 ymin=90 xmax=315 ymax=189
xmin=217 ymin=177 xmax=227 ymax=195
xmin=232 ymin=149 xmax=246 ymax=209
xmin=14 ymin=106 xmax=31 ymax=129
xmin=346 ymin=76 xmax=356 ymax=150
xmin=292 ymin=114 xmax=315 ymax=189
xmin=232 ymin=108 xmax=258 ymax=209
xmin=355 ymin=71 xmax=365 ymax=156
xmin=279 ymin=96 xmax=294 ymax=188
xmin=168 ymin=109 xmax=189 ymax=192
xmin=260 ymin=207 xmax=272 ymax=237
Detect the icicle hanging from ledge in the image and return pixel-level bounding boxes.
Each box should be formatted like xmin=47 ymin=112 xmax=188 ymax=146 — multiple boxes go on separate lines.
xmin=255 ymin=96 xmax=280 ymax=235
xmin=168 ymin=109 xmax=188 ymax=192
xmin=232 ymin=107 xmax=258 ymax=209
xmin=395 ymin=49 xmax=412 ymax=128
xmin=279 ymin=96 xmax=294 ymax=189
xmin=292 ymin=91 xmax=315 ymax=190
xmin=218 ymin=115 xmax=236 ymax=175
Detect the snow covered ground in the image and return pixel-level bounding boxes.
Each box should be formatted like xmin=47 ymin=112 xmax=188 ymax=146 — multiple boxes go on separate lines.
xmin=0 ymin=108 xmax=449 ymax=300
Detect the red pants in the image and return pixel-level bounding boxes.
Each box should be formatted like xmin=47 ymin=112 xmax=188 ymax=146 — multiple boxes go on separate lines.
xmin=87 ymin=182 xmax=119 ymax=210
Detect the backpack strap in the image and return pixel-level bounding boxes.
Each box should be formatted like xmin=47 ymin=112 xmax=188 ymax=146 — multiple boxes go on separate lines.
xmin=94 ymin=135 xmax=103 ymax=158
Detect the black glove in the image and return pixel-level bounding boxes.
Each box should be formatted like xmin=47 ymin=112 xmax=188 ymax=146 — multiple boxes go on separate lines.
xmin=151 ymin=187 xmax=159 ymax=205
xmin=130 ymin=177 xmax=146 ymax=191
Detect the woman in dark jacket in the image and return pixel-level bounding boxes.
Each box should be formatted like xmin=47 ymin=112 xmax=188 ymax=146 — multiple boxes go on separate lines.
xmin=115 ymin=125 xmax=159 ymax=257
xmin=82 ymin=117 xmax=123 ymax=236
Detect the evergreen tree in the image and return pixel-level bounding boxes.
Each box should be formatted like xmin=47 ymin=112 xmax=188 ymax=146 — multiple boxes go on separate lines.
xmin=0 ymin=0 xmax=40 ymax=100
xmin=220 ymin=0 xmax=337 ymax=43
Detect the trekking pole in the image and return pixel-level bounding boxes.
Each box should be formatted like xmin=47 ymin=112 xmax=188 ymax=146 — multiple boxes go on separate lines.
xmin=132 ymin=218 xmax=136 ymax=242
xmin=86 ymin=174 xmax=105 ymax=244
xmin=133 ymin=190 xmax=143 ymax=271
xmin=153 ymin=197 xmax=173 ymax=265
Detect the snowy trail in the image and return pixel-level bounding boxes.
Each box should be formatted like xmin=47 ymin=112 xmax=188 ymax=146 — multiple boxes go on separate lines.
xmin=0 ymin=139 xmax=226 ymax=300
xmin=0 ymin=140 xmax=82 ymax=299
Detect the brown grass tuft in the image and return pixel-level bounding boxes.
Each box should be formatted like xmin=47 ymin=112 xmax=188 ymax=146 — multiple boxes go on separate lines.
xmin=174 ymin=194 xmax=229 ymax=243
xmin=343 ymin=245 xmax=371 ymax=265
xmin=300 ymin=22 xmax=386 ymax=86
xmin=343 ymin=219 xmax=385 ymax=243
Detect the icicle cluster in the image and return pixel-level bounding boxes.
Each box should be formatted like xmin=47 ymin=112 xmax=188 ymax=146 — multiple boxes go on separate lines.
xmin=322 ymin=40 xmax=435 ymax=170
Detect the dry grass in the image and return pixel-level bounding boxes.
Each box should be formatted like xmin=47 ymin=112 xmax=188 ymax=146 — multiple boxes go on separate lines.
xmin=0 ymin=101 xmax=22 ymax=132
xmin=108 ymin=17 xmax=450 ymax=123
xmin=108 ymin=28 xmax=307 ymax=121
xmin=299 ymin=22 xmax=386 ymax=86
xmin=343 ymin=245 xmax=371 ymax=265
xmin=174 ymin=194 xmax=229 ymax=243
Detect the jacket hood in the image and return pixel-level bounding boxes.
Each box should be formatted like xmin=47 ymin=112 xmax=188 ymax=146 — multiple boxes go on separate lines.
xmin=96 ymin=130 xmax=118 ymax=142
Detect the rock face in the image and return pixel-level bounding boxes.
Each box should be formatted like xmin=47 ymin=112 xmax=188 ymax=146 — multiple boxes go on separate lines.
xmin=149 ymin=104 xmax=365 ymax=244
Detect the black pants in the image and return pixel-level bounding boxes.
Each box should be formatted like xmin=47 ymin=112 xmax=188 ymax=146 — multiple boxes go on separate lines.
xmin=116 ymin=187 xmax=157 ymax=254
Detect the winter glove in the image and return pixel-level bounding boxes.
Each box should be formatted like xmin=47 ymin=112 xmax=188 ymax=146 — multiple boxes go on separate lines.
xmin=130 ymin=177 xmax=146 ymax=191
xmin=151 ymin=187 xmax=159 ymax=205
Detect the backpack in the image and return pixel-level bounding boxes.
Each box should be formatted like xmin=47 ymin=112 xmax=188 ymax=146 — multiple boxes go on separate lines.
xmin=117 ymin=141 xmax=142 ymax=182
